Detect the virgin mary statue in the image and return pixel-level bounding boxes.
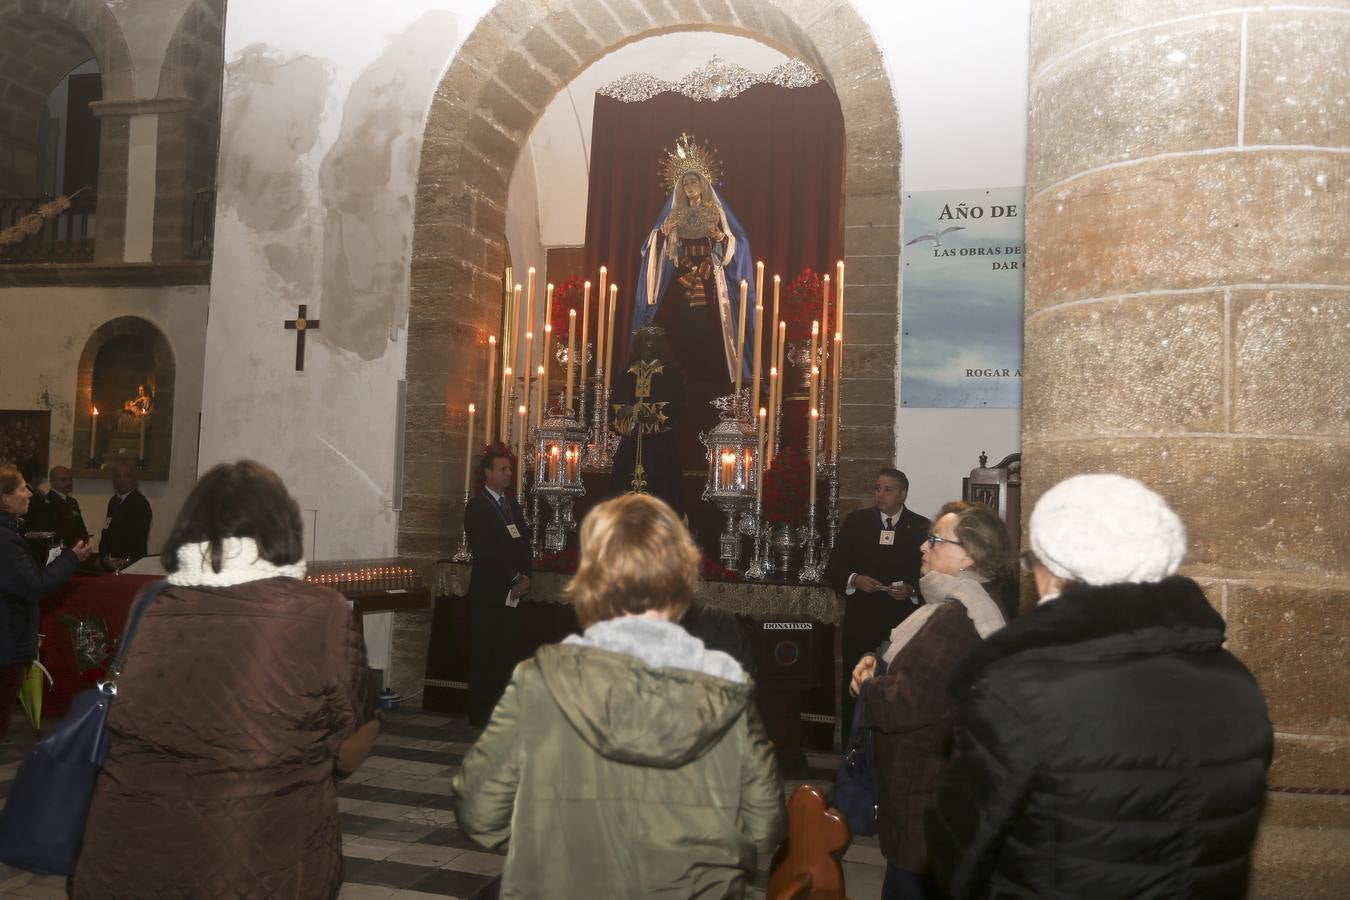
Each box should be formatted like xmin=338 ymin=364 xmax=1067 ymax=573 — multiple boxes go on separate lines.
xmin=630 ymin=134 xmax=757 ymax=400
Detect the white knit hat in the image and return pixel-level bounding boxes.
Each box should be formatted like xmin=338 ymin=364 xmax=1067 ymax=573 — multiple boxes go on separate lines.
xmin=1029 ymin=474 xmax=1186 ymax=585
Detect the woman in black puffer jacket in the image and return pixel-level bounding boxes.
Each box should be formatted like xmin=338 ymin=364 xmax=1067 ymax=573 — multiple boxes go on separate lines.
xmin=0 ymin=462 xmax=92 ymax=740
xmin=927 ymin=474 xmax=1273 ymax=900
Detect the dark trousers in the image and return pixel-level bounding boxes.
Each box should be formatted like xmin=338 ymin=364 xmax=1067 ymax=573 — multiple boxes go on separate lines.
xmin=882 ymin=865 xmax=935 ymax=900
xmin=0 ymin=662 xmax=29 ymax=742
xmin=467 ymin=593 xmax=518 ymax=727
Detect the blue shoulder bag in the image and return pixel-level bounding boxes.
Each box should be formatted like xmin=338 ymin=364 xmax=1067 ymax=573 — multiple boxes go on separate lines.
xmin=831 ymin=689 xmax=879 ymax=837
xmin=0 ymin=580 xmax=164 ymax=874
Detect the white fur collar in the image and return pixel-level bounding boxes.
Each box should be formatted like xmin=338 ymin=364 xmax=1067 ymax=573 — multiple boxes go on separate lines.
xmin=564 ymin=616 xmax=746 ymax=684
xmin=166 ymin=537 xmax=307 ymax=587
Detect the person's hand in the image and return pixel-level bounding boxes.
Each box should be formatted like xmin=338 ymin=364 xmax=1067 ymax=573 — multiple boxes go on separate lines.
xmin=510 ymin=577 xmax=530 ymax=599
xmin=850 ymin=655 xmax=877 ymax=696
xmin=660 ymin=215 xmax=677 ymax=236
xmin=853 ymin=574 xmax=886 ymax=594
xmin=70 ymin=539 xmax=93 ymax=562
xmin=887 ymin=581 xmax=912 ymax=602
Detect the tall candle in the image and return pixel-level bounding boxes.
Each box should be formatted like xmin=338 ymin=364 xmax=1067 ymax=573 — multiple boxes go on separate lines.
xmin=541 ymin=323 xmax=553 ymax=415
xmin=515 ymin=404 xmax=527 ymax=496
xmin=485 ymin=336 xmax=497 ymax=446
xmin=138 ymin=415 xmax=145 ymax=459
xmin=809 ymin=408 xmax=819 ymax=507
xmin=775 ymin=320 xmax=785 ymax=411
xmin=535 ymin=365 xmax=546 ymax=429
xmin=750 ymin=301 xmax=764 ymax=416
xmin=766 ymin=367 xmax=778 ymax=468
xmin=579 ymin=280 xmax=591 ymax=390
xmin=809 ymin=364 xmax=820 ymax=429
xmin=502 ymin=266 xmax=513 ymax=364
xmin=832 ymin=332 xmax=842 ymax=461
xmin=734 ymin=279 xmax=749 ymax=398
xmin=88 ymin=406 xmax=98 ymax=458
xmin=603 ymin=283 xmax=618 ymax=400
xmin=544 ymin=282 xmax=555 ymax=342
xmin=500 ymin=367 xmax=512 ymax=442
xmin=821 ymin=274 xmax=831 ymax=364
xmin=769 ymin=275 xmax=781 ymax=391
xmin=756 ymin=407 xmax=766 ymax=502
xmin=595 ymin=271 xmax=607 ymax=380
xmin=836 ymin=260 xmax=845 ymax=325
xmin=526 ymin=267 xmax=536 ymax=334
xmin=522 ymin=331 xmax=533 ymax=431
xmin=755 ymin=261 xmax=764 ymax=320
xmin=565 ymin=309 xmax=577 ymax=410
xmin=463 ymin=404 xmax=476 ymax=494
xmin=809 ymin=321 xmax=819 ymax=410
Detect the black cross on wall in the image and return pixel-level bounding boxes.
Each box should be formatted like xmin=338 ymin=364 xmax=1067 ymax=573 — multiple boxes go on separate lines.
xmin=283 ymin=304 xmax=321 ymax=371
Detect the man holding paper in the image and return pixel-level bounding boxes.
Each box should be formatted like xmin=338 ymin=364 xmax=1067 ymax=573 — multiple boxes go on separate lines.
xmin=824 ymin=468 xmax=930 ymax=723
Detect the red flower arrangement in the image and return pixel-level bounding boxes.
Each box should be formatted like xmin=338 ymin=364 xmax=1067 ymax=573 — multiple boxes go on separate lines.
xmin=549 ymin=275 xmax=586 ymax=337
xmin=782 ymin=268 xmax=825 ymax=341
xmin=763 ymin=445 xmax=810 ymax=523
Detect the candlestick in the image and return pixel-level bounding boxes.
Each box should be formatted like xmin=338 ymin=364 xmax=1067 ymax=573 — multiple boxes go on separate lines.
xmin=89 ymin=406 xmax=98 ymax=459
xmin=809 ymin=407 xmax=819 ymax=508
xmin=485 ymin=336 xmax=497 ymax=447
xmin=734 ymin=279 xmax=749 ymax=401
xmin=500 ymin=366 xmax=512 ymax=443
xmin=772 ymin=367 xmax=783 ymax=469
xmin=463 ymin=404 xmax=476 ymax=494
xmin=603 ymin=283 xmax=617 ymax=402
xmin=832 ymin=332 xmax=842 ymax=461
xmin=565 ymin=309 xmax=577 ymax=411
xmin=542 ymin=324 xmax=553 ymax=414
xmin=596 ymin=267 xmax=607 ymax=383
xmin=756 ymin=407 xmax=766 ymax=502
xmin=516 ymin=404 xmax=527 ymax=496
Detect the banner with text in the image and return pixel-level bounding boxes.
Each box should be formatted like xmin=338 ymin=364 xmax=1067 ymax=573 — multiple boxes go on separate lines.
xmin=900 ymin=187 xmax=1025 ymax=408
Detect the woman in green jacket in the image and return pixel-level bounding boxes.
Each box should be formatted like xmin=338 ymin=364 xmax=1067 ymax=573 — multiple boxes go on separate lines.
xmin=453 ymin=493 xmax=785 ymax=899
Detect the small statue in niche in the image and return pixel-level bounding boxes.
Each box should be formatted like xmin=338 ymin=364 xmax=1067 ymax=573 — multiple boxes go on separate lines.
xmin=116 ymin=384 xmax=153 ymax=434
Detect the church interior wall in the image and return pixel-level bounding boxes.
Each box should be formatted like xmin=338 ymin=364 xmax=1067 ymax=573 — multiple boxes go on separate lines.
xmin=0 ymin=284 xmax=208 ymax=553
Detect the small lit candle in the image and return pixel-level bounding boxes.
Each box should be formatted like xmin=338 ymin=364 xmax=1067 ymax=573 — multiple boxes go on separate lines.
xmin=89 ymin=406 xmax=98 ymax=458
xmin=565 ymin=447 xmax=577 ymax=481
xmin=565 ymin=308 xmax=577 ymax=410
xmin=720 ymin=450 xmax=735 ymax=488
xmin=491 ymin=335 xmax=502 ymax=447
xmin=549 ymin=444 xmax=560 ymax=482
xmin=756 ymin=407 xmax=766 ymax=502
xmin=516 ymin=404 xmax=527 ymax=495
xmin=463 ymin=404 xmax=476 ymax=494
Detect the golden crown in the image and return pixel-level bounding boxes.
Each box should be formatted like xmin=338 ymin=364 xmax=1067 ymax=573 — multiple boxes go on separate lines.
xmin=660 ymin=133 xmax=722 ymax=195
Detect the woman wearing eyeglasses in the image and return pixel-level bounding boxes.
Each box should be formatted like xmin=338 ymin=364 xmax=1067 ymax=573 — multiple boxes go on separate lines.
xmin=850 ymin=500 xmax=1012 ymax=900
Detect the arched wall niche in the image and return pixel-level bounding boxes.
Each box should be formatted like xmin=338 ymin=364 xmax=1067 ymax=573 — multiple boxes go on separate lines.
xmin=401 ymin=0 xmax=902 ymax=563
xmin=73 ymin=315 xmax=176 ymax=481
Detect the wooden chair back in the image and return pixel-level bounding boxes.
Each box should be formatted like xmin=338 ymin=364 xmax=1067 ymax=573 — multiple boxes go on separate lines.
xmin=767 ymin=784 xmax=851 ymax=900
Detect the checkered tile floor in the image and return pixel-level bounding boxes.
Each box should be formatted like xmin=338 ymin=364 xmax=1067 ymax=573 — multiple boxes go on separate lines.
xmin=0 ymin=709 xmax=886 ymax=899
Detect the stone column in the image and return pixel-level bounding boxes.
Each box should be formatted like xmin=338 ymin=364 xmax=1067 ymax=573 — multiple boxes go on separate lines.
xmin=1023 ymin=5 xmax=1348 ymax=898
xmin=90 ymin=97 xmax=190 ymax=263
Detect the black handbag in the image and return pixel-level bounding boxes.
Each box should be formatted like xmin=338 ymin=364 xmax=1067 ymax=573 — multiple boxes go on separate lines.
xmin=832 ymin=690 xmax=880 ymax=837
xmin=0 ymin=580 xmax=163 ymax=874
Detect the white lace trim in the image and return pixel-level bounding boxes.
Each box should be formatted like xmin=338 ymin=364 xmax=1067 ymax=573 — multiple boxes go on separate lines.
xmin=166 ymin=537 xmax=307 ymax=587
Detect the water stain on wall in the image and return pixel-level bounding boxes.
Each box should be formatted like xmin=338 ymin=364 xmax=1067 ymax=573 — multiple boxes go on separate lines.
xmin=218 ymin=45 xmax=331 ymax=237
xmin=318 ymin=10 xmax=456 ymax=363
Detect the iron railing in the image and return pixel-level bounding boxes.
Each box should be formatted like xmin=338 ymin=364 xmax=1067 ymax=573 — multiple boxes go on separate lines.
xmin=0 ymin=195 xmax=96 ymax=261
xmin=190 ymin=187 xmax=215 ymax=260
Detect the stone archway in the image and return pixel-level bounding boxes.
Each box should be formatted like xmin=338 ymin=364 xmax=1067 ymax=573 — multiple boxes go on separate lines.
xmin=401 ymin=1 xmax=902 ymax=563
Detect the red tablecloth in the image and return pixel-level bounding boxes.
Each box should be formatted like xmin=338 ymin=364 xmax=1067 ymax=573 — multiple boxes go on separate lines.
xmin=37 ymin=573 xmax=158 ymax=719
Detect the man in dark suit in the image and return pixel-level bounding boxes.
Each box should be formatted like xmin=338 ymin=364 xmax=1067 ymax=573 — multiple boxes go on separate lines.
xmin=16 ymin=461 xmax=55 ymax=536
xmin=464 ymin=448 xmax=532 ymax=727
xmin=100 ymin=461 xmax=152 ymax=566
xmin=824 ymin=467 xmax=930 ymax=722
xmin=43 ymin=465 xmax=90 ymax=547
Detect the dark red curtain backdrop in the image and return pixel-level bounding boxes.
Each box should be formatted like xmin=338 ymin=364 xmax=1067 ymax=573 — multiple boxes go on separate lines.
xmin=582 ymin=82 xmax=845 ymax=359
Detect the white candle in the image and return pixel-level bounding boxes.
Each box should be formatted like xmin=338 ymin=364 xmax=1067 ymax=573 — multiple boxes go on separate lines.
xmin=138 ymin=414 xmax=145 ymax=459
xmin=485 ymin=335 xmax=496 ymax=447
xmin=500 ymin=367 xmax=512 ymax=443
xmin=603 ymin=283 xmax=618 ymax=400
xmin=541 ymin=324 xmax=553 ymax=415
xmin=756 ymin=407 xmax=766 ymax=502
xmin=734 ymin=279 xmax=749 ymax=398
xmin=579 ymin=280 xmax=591 ymax=391
xmin=535 ymin=365 xmax=546 ymax=429
xmin=522 ymin=331 xmax=533 ymax=433
xmin=751 ymin=301 xmax=764 ymax=417
xmin=89 ymin=406 xmax=98 ymax=458
xmin=832 ymin=332 xmax=843 ymax=461
xmin=565 ymin=309 xmax=577 ymax=410
xmin=596 ymin=267 xmax=608 ymax=379
xmin=766 ymin=367 xmax=778 ymax=468
xmin=463 ymin=404 xmax=475 ymax=494
xmin=515 ymin=404 xmax=527 ymax=496
xmin=809 ymin=408 xmax=819 ymax=507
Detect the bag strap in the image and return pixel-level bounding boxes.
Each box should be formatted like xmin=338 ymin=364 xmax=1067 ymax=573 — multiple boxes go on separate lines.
xmin=101 ymin=579 xmax=167 ymax=688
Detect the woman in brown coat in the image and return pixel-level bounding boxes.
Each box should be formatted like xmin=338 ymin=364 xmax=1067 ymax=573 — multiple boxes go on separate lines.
xmin=850 ymin=501 xmax=1012 ymax=900
xmin=71 ymin=460 xmax=379 ymax=899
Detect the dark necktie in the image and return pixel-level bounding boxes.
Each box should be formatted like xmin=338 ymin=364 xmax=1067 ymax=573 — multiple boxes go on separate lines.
xmin=883 ymin=516 xmax=892 ymax=530
xmin=496 ymin=494 xmax=514 ymax=525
